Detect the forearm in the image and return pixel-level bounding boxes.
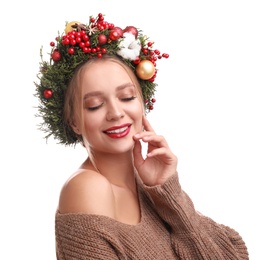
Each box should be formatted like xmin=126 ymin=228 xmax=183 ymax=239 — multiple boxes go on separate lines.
xmin=143 ymin=173 xmax=198 ymax=231
xmin=143 ymin=173 xmax=249 ymax=259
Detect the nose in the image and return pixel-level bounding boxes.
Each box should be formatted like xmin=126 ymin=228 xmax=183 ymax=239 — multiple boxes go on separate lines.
xmin=106 ymin=99 xmax=125 ymax=121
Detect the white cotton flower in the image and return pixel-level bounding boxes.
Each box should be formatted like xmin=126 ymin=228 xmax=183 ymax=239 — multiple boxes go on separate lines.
xmin=117 ymin=32 xmax=141 ymax=60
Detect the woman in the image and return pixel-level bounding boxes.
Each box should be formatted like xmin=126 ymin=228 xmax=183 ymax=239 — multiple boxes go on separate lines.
xmin=35 ymin=13 xmax=249 ymax=259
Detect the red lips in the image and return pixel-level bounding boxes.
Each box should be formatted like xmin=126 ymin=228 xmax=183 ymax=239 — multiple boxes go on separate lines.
xmin=103 ymin=124 xmax=131 ymax=139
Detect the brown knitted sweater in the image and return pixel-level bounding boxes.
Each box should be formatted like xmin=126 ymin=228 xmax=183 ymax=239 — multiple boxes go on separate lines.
xmin=55 ymin=173 xmax=249 ymax=259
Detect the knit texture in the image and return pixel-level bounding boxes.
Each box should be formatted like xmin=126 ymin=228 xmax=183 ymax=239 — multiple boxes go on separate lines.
xmin=55 ymin=173 xmax=249 ymax=259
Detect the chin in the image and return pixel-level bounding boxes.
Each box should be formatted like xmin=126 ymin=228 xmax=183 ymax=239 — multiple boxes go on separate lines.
xmin=108 ymin=140 xmax=135 ymax=154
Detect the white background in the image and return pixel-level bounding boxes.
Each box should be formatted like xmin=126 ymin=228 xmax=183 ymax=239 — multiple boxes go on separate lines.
xmin=1 ymin=0 xmax=270 ymax=259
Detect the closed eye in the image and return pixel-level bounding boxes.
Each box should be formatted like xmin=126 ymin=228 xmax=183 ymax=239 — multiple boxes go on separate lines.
xmin=86 ymin=103 xmax=104 ymax=111
xmin=122 ymin=96 xmax=136 ymax=101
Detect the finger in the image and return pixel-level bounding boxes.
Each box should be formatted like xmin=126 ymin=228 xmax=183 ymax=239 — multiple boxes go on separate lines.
xmin=141 ymin=134 xmax=169 ymax=149
xmin=147 ymin=147 xmax=171 ymax=158
xmin=133 ymin=139 xmax=144 ymax=167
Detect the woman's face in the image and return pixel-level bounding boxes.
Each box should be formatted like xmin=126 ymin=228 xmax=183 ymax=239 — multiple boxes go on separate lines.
xmin=79 ymin=59 xmax=143 ymax=154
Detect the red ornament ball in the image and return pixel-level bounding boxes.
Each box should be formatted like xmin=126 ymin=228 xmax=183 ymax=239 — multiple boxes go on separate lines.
xmin=98 ymin=34 xmax=107 ymax=45
xmin=113 ymin=27 xmax=123 ymax=37
xmin=109 ymin=29 xmax=122 ymax=41
xmin=43 ymin=89 xmax=53 ymax=99
xmin=123 ymin=26 xmax=138 ymax=38
xmin=52 ymin=50 xmax=61 ymax=61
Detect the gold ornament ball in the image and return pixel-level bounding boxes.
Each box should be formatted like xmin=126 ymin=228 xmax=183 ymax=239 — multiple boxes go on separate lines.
xmin=136 ymin=60 xmax=155 ymax=80
xmin=65 ymin=21 xmax=80 ymax=34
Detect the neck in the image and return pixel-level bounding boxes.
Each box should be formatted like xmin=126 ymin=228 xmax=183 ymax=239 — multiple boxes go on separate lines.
xmin=82 ymin=150 xmax=136 ymax=189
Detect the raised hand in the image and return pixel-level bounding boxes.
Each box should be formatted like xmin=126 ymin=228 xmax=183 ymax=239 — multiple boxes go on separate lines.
xmin=133 ymin=116 xmax=178 ymax=186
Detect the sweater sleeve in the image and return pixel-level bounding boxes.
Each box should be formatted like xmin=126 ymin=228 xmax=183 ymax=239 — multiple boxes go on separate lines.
xmin=55 ymin=213 xmax=121 ymax=260
xmin=143 ymin=173 xmax=249 ymax=259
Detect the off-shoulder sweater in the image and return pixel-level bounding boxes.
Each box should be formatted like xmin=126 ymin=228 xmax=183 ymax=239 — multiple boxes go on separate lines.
xmin=55 ymin=173 xmax=249 ymax=259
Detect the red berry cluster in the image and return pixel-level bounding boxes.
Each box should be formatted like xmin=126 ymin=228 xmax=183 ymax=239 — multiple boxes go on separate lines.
xmin=62 ymin=30 xmax=93 ymax=55
xmin=51 ymin=13 xmax=125 ymax=61
xmin=143 ymin=42 xmax=170 ymax=63
xmin=145 ymin=98 xmax=156 ymax=111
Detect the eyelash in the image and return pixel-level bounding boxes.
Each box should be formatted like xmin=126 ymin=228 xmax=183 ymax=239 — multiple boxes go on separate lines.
xmin=86 ymin=96 xmax=136 ymax=111
xmin=87 ymin=104 xmax=103 ymax=111
xmin=122 ymin=96 xmax=136 ymax=101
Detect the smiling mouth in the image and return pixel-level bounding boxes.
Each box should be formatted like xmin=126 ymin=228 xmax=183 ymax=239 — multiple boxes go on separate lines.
xmin=105 ymin=126 xmax=129 ymax=134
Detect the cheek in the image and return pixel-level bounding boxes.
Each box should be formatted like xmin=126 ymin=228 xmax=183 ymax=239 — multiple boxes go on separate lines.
xmin=128 ymin=99 xmax=143 ymax=113
xmin=83 ymin=112 xmax=99 ymax=135
xmin=130 ymin=101 xmax=144 ymax=129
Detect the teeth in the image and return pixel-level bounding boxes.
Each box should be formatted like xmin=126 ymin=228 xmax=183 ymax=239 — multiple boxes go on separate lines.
xmin=106 ymin=126 xmax=128 ymax=134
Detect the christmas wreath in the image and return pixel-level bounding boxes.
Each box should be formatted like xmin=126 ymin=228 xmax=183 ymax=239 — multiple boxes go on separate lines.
xmin=34 ymin=13 xmax=169 ymax=145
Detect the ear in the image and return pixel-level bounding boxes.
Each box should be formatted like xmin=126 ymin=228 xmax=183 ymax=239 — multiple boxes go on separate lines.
xmin=71 ymin=122 xmax=81 ymax=135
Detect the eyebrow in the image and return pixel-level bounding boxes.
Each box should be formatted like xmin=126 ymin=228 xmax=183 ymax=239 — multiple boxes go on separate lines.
xmin=83 ymin=83 xmax=135 ymax=100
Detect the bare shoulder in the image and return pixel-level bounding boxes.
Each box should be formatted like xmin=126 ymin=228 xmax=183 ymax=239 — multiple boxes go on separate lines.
xmin=58 ymin=169 xmax=115 ymax=218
